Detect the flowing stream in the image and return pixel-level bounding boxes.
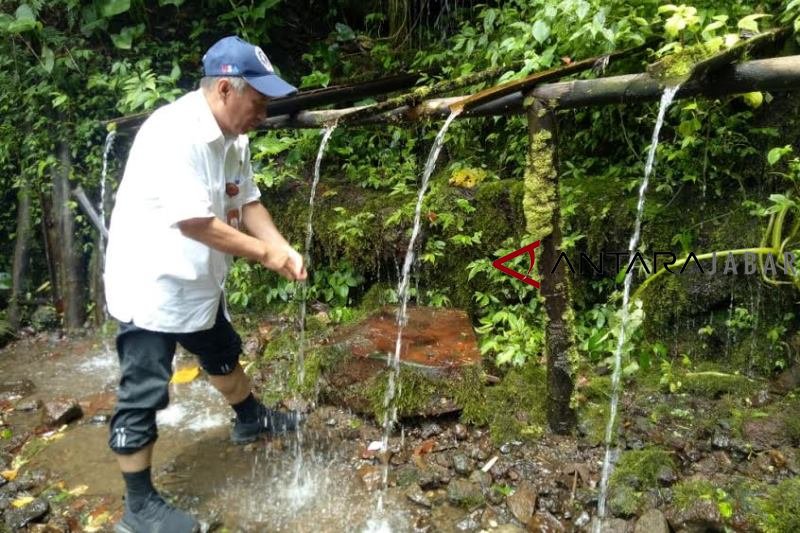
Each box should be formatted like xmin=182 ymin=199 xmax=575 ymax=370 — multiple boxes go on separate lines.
xmin=367 ymin=109 xmax=462 ymax=532
xmin=289 ymin=123 xmax=337 ymax=508
xmin=594 ymin=85 xmax=680 ymax=530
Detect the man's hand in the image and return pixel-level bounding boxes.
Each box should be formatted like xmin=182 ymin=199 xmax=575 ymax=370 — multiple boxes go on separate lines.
xmin=260 ymin=244 xmax=307 ymax=281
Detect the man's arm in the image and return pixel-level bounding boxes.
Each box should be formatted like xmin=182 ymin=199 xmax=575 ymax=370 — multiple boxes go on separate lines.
xmin=177 ymin=209 xmax=306 ymax=280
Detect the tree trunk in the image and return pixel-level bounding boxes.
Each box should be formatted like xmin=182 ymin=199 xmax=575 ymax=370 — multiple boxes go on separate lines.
xmin=51 ymin=141 xmax=85 ymax=331
xmin=7 ymin=179 xmax=32 ymax=329
xmin=525 ymin=97 xmax=577 ymax=434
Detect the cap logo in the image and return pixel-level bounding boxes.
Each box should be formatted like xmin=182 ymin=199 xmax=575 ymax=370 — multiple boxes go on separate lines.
xmin=254 ymin=47 xmax=273 ymax=73
xmin=221 ymin=64 xmax=239 ymax=74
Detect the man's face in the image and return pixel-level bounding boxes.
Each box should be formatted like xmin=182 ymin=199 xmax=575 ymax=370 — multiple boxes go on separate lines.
xmin=222 ymin=82 xmax=269 ymax=135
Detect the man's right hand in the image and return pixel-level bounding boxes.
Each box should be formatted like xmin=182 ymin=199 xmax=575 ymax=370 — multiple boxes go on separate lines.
xmin=260 ymin=244 xmax=307 ymax=281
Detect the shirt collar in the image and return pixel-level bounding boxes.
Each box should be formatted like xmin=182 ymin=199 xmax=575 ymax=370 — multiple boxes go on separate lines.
xmin=191 ymin=89 xmax=225 ymax=145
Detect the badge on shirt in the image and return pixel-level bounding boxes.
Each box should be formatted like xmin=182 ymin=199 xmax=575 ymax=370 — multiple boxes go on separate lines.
xmin=225 ymin=182 xmax=240 ymax=197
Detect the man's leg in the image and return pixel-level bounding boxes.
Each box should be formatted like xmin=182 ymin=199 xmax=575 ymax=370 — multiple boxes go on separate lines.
xmin=178 ymin=304 xmax=298 ymax=443
xmin=110 ymin=324 xmax=198 ymax=533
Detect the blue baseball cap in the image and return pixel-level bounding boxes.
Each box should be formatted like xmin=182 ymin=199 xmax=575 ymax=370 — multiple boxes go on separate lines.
xmin=202 ymin=36 xmax=297 ymax=98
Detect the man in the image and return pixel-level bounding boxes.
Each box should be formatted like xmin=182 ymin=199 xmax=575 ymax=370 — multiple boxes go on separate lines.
xmin=104 ymin=36 xmax=306 ymax=533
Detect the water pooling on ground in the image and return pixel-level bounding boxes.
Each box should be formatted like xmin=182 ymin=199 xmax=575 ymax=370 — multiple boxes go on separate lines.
xmin=594 ymin=85 xmax=680 ymax=530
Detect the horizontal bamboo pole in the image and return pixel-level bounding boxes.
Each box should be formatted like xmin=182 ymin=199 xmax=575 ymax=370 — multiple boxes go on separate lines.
xmin=260 ymin=55 xmax=800 ymax=129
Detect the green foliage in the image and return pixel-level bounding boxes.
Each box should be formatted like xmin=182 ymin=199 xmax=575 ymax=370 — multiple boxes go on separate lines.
xmin=608 ymin=447 xmax=675 ymax=515
xmin=755 ymin=478 xmax=800 ymax=533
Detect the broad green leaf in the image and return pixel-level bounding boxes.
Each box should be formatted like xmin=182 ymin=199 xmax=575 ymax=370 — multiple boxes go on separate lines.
xmin=15 ymin=4 xmax=35 ymax=22
xmin=767 ymin=145 xmax=792 ymax=165
xmin=664 ymin=15 xmax=686 ymax=37
xmin=657 ymin=4 xmax=679 ymax=14
xmin=100 ymin=0 xmax=131 ymax=18
xmin=532 ymin=20 xmax=550 ymax=43
xmin=0 ymin=13 xmax=14 ymax=32
xmin=110 ymin=24 xmax=144 ymax=50
xmin=737 ymin=14 xmax=770 ymax=32
xmin=42 ymin=45 xmax=54 ymax=74
xmin=158 ymin=0 xmax=184 ymax=5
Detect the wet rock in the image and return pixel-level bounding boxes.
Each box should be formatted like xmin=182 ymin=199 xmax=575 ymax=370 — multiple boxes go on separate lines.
xmin=634 ymin=509 xmax=669 ymax=533
xmin=455 ymin=513 xmax=481 ymax=531
xmin=454 ymin=424 xmax=469 ymax=440
xmin=421 ymin=423 xmax=443 ymax=439
xmin=743 ymin=416 xmax=791 ymax=449
xmin=588 ymin=517 xmax=629 ymax=533
xmin=356 ymin=465 xmax=382 ymax=492
xmin=711 ymin=431 xmax=730 ymax=450
xmin=574 ymin=511 xmax=591 ymax=529
xmin=89 ymin=414 xmax=110 ymax=425
xmin=452 ymin=454 xmax=473 ymax=476
xmin=0 ymin=379 xmax=36 ymax=401
xmin=468 ymin=470 xmax=492 ymax=498
xmin=667 ymin=498 xmax=723 ymax=533
xmin=395 ymin=465 xmax=420 ymax=487
xmin=657 ymin=464 xmax=677 ymax=485
xmin=495 ymin=525 xmax=525 ymax=533
xmin=500 ymin=443 xmax=512 ymax=454
xmin=406 ymin=484 xmax=432 ymax=508
xmin=480 ymin=506 xmax=500 ymax=529
xmin=14 ymin=399 xmax=40 ymax=412
xmin=417 ymin=464 xmax=450 ymax=490
xmin=749 ymin=389 xmax=771 ymax=407
xmin=489 ymin=457 xmax=510 ymax=479
xmin=42 ymin=398 xmax=83 ymax=426
xmin=528 ymin=511 xmax=566 ymax=532
xmin=4 ymin=498 xmax=49 ymax=529
xmin=447 ymin=479 xmax=484 ymax=508
xmin=507 ymin=482 xmax=537 ymax=524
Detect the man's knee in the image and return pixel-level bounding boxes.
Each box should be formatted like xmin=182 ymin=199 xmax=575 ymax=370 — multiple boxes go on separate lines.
xmin=109 ymin=409 xmax=158 ymax=454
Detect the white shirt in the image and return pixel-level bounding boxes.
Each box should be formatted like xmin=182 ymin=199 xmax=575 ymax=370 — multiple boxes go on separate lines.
xmin=104 ymin=90 xmax=261 ymax=332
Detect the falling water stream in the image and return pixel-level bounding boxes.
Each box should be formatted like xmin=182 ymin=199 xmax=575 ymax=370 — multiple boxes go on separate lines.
xmin=290 ymin=123 xmax=337 ymax=507
xmin=594 ymin=85 xmax=680 ymax=531
xmin=365 ymin=109 xmax=462 ymax=532
xmin=99 ymin=130 xmax=116 ymax=245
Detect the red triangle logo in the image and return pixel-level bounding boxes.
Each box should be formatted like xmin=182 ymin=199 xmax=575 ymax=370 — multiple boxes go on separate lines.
xmin=491 ymin=240 xmax=541 ymax=289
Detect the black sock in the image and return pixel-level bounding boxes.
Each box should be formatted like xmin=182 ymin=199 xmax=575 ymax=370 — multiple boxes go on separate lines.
xmin=122 ymin=467 xmax=156 ymax=512
xmin=232 ymin=393 xmax=261 ymax=423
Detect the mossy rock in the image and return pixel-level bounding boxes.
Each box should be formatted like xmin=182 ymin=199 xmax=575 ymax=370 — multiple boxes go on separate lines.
xmin=681 ymin=370 xmax=760 ymax=398
xmin=608 ymin=447 xmax=675 ymax=516
xmin=754 ymin=477 xmax=800 ymax=533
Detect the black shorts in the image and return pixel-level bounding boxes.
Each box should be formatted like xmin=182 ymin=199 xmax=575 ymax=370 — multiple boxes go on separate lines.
xmin=109 ymin=304 xmax=242 ymax=454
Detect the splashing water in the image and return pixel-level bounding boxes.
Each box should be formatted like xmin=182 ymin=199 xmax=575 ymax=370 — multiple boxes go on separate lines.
xmin=372 ymin=109 xmax=462 ymax=524
xmin=290 ymin=123 xmax=337 ymax=509
xmin=594 ymin=86 xmax=679 ymax=530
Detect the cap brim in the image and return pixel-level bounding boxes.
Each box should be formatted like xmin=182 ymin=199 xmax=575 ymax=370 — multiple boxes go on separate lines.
xmin=245 ymin=74 xmax=297 ymax=98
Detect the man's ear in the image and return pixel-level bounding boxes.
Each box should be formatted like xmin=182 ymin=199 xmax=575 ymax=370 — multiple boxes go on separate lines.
xmin=217 ymin=78 xmax=232 ymax=102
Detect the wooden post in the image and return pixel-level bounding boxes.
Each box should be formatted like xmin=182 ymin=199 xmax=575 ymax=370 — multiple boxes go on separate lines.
xmin=525 ymin=96 xmax=577 ymax=434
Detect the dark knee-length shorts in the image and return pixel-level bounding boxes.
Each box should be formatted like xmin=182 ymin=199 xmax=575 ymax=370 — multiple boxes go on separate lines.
xmin=108 ymin=305 xmax=241 ymax=454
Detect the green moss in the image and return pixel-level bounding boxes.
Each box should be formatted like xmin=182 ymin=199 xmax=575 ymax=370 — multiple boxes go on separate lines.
xmin=673 ymin=478 xmax=718 ymax=511
xmin=681 ymin=370 xmax=759 ymax=398
xmin=755 ymin=478 xmax=800 ymax=533
xmin=783 ymin=396 xmax=800 ymax=444
xmin=647 ymin=41 xmax=722 ymax=82
xmin=364 ymin=364 xmax=488 ymax=423
xmin=523 ymin=130 xmax=556 ymax=240
xmin=578 ymin=402 xmax=609 ymax=446
xmin=608 ymin=447 xmax=675 ymax=516
xmin=482 ymin=363 xmax=548 ymax=444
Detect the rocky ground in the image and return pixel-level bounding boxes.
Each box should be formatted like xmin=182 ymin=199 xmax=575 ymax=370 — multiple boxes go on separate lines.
xmin=1 ymin=324 xmax=800 ymax=532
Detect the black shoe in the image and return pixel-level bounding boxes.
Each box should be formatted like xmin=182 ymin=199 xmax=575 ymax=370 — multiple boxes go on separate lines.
xmin=115 ymin=493 xmax=199 ymax=533
xmin=231 ymin=404 xmax=300 ymax=444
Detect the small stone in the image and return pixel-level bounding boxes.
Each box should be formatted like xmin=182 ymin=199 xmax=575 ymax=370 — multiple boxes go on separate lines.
xmin=356 ymin=465 xmax=383 ymax=492
xmin=455 ymin=514 xmax=480 ymax=531
xmin=468 ymin=470 xmax=492 ymax=492
xmin=454 ymin=424 xmax=469 ymax=440
xmin=422 ymin=423 xmax=443 ymax=439
xmin=447 ymin=479 xmax=485 ymax=508
xmin=507 ymin=482 xmax=536 ymax=524
xmin=529 ymin=511 xmax=566 ymax=532
xmin=634 ymin=508 xmax=669 ymax=533
xmin=15 ymin=399 xmax=41 ymax=412
xmin=588 ymin=517 xmax=626 ymax=533
xmin=89 ymin=414 xmax=109 ymax=425
xmin=711 ymin=431 xmax=731 ymax=450
xmin=657 ymin=465 xmax=677 ymax=485
xmin=574 ymin=511 xmax=590 ymax=528
xmin=42 ymin=398 xmax=83 ymax=427
xmin=406 ymin=485 xmax=432 ymax=508
xmin=4 ymin=498 xmax=49 ymax=529
xmin=452 ymin=454 xmax=473 ymax=476
xmin=500 ymin=443 xmax=512 ymax=454
xmin=326 ymin=418 xmax=337 ymax=427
